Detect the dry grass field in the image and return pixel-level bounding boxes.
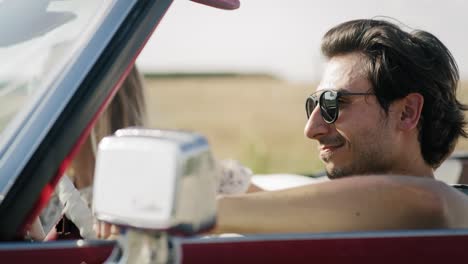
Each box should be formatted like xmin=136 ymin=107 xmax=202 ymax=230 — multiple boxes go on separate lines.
xmin=144 ymin=75 xmax=468 ymax=175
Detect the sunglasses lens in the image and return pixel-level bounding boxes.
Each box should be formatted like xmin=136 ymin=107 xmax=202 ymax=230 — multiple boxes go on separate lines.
xmin=305 ymin=97 xmax=317 ymax=118
xmin=320 ymin=91 xmax=338 ymax=123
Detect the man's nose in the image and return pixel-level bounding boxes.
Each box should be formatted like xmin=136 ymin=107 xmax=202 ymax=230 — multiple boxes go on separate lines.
xmin=304 ymin=105 xmax=329 ymax=139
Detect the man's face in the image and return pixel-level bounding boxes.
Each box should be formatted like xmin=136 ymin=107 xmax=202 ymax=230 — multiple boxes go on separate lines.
xmin=304 ymin=52 xmax=399 ymax=179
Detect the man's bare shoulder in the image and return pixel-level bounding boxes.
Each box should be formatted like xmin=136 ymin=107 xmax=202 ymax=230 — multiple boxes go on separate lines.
xmin=338 ymin=175 xmax=468 ymax=229
xmin=216 ymin=174 xmax=468 ymax=234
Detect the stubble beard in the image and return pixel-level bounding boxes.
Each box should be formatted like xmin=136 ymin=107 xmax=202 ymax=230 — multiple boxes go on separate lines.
xmin=324 ymin=128 xmax=395 ymax=180
xmin=326 ymin=149 xmax=394 ymax=179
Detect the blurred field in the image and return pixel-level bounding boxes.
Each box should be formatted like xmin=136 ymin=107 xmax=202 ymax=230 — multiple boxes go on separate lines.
xmin=144 ymin=75 xmax=468 ymax=175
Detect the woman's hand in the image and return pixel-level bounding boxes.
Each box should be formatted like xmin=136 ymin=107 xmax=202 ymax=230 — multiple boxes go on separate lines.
xmin=93 ymin=220 xmax=120 ymax=240
xmin=26 ymin=218 xmax=46 ymax=240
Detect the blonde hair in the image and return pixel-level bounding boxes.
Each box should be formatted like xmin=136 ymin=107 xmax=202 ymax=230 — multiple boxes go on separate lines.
xmin=69 ymin=65 xmax=147 ymax=182
xmin=93 ymin=65 xmax=147 ymax=144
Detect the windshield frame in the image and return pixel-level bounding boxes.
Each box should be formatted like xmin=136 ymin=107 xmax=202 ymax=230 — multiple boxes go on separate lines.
xmin=0 ymin=0 xmax=173 ymax=240
xmin=0 ymin=0 xmax=137 ymax=197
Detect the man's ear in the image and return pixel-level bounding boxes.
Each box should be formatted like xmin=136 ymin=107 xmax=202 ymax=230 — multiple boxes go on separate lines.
xmin=397 ymin=93 xmax=424 ymax=131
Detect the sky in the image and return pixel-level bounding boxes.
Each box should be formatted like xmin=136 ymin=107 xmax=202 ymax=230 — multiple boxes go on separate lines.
xmin=137 ymin=0 xmax=468 ymax=82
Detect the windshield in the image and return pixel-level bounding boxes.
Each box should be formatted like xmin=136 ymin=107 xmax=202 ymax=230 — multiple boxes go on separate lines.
xmin=0 ymin=0 xmax=115 ymax=150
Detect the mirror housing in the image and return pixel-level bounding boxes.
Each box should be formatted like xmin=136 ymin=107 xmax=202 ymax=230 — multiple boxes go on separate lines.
xmin=190 ymin=0 xmax=240 ymax=10
xmin=92 ymin=128 xmax=218 ymax=235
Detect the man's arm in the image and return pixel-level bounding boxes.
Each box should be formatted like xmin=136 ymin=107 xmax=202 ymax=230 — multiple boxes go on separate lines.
xmin=214 ymin=175 xmax=453 ymax=234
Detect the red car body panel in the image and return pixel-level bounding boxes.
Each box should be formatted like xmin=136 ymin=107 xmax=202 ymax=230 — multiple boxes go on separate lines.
xmin=179 ymin=231 xmax=468 ymax=263
xmin=0 ymin=241 xmax=115 ymax=264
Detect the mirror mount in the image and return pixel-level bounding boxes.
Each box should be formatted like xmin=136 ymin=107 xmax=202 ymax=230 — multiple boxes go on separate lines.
xmin=110 ymin=231 xmax=171 ymax=264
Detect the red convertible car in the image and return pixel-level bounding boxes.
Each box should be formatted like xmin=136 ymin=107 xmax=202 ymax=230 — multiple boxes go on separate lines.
xmin=1 ymin=0 xmax=468 ymax=263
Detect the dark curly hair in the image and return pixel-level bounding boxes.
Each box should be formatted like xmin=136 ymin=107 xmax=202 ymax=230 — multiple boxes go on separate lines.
xmin=321 ymin=19 xmax=468 ymax=168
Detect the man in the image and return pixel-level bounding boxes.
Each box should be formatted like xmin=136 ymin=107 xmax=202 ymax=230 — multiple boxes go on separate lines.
xmin=214 ymin=19 xmax=468 ymax=234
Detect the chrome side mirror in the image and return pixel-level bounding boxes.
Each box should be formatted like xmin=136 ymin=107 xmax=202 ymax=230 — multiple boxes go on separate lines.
xmin=93 ymin=128 xmax=218 ymax=235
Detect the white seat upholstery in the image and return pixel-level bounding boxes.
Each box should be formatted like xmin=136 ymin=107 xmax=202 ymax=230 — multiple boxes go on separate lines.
xmin=251 ymin=174 xmax=328 ymax=191
xmin=434 ymin=159 xmax=463 ymax=184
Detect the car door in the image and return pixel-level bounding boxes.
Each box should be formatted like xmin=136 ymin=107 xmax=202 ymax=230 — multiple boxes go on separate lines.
xmin=175 ymin=230 xmax=468 ymax=263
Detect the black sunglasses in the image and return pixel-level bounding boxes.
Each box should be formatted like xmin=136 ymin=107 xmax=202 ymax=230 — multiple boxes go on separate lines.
xmin=305 ymin=90 xmax=374 ymax=123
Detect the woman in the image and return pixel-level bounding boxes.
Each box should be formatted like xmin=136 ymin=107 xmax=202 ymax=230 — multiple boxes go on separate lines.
xmin=38 ymin=65 xmax=147 ymax=240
